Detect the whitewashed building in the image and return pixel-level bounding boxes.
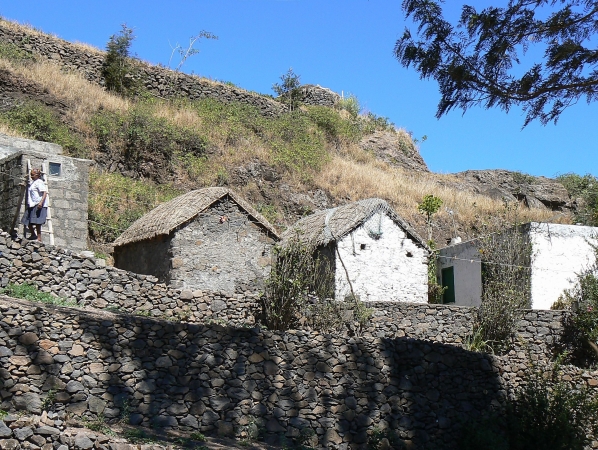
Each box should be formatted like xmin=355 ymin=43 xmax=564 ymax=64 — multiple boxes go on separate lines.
xmin=280 ymin=198 xmax=430 ymax=302
xmin=437 ymin=223 xmax=598 ymax=309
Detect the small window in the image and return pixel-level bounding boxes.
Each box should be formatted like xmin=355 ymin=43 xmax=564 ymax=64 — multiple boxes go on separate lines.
xmin=48 ymin=162 xmax=61 ymax=177
xmin=360 ymin=244 xmax=367 ymax=250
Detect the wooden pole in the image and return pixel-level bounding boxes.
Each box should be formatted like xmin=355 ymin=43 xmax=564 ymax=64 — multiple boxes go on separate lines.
xmin=42 ymin=162 xmax=55 ymax=246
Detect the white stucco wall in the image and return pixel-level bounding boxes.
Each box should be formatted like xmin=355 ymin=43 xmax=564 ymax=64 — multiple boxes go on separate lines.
xmin=334 ymin=214 xmax=428 ymax=302
xmin=437 ymin=241 xmax=483 ymax=307
xmin=529 ymin=223 xmax=597 ymax=310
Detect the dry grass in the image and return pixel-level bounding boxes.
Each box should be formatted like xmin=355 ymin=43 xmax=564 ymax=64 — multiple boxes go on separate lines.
xmin=315 ymin=155 xmax=566 ymax=240
xmin=0 ymin=123 xmax=25 ymax=138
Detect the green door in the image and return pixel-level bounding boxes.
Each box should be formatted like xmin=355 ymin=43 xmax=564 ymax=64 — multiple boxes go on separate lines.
xmin=441 ymin=266 xmax=455 ymax=304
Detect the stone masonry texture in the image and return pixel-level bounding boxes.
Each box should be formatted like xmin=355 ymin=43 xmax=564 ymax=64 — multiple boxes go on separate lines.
xmin=1 ymin=229 xmax=598 ymax=449
xmin=0 ymin=22 xmax=340 ymax=117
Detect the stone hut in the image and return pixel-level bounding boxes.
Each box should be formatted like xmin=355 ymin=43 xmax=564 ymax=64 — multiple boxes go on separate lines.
xmin=113 ymin=187 xmax=280 ymax=293
xmin=0 ymin=134 xmax=91 ymax=251
xmin=280 ymin=198 xmax=429 ymax=302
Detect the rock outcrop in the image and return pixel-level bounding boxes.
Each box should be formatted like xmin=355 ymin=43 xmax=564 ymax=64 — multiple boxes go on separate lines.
xmin=453 ymin=169 xmax=572 ymax=211
xmin=359 ymin=131 xmax=429 ymax=173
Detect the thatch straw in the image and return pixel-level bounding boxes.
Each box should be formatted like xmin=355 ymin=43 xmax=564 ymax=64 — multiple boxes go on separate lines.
xmin=113 ymin=187 xmax=279 ymax=247
xmin=280 ymin=198 xmax=428 ymax=249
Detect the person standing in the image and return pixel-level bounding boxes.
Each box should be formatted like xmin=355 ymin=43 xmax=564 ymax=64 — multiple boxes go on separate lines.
xmin=21 ymin=168 xmax=48 ymax=242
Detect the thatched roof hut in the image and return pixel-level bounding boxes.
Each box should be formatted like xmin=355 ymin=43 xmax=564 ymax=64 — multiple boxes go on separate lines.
xmin=280 ymin=198 xmax=428 ymax=250
xmin=114 ymin=187 xmax=279 ymax=248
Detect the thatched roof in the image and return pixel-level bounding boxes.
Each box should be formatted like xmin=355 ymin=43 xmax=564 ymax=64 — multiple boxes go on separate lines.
xmin=113 ymin=187 xmax=279 ymax=247
xmin=280 ymin=198 xmax=428 ymax=250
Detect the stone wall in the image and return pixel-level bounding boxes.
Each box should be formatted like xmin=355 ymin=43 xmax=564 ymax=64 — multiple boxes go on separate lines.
xmin=0 ymin=21 xmax=288 ymax=117
xmin=0 ymin=230 xmax=257 ymax=325
xmin=1 ymin=297 xmax=597 ymax=450
xmin=299 ymin=85 xmax=341 ymax=107
xmin=169 ymin=198 xmax=276 ymax=293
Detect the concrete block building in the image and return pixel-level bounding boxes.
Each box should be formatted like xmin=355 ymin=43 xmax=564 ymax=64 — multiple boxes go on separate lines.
xmin=281 ymin=198 xmax=430 ymax=302
xmin=113 ymin=187 xmax=280 ymax=294
xmin=0 ymin=134 xmax=91 ymax=251
xmin=437 ymin=222 xmax=598 ymax=309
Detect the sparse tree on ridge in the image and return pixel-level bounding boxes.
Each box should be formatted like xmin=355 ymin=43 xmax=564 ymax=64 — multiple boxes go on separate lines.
xmin=394 ymin=0 xmax=598 ymax=126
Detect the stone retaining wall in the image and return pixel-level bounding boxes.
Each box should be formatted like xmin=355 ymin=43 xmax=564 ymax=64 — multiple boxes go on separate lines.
xmin=0 ymin=230 xmax=258 ymax=325
xmin=0 ymin=229 xmax=573 ymax=358
xmin=0 ymin=21 xmax=338 ymax=116
xmin=1 ymin=297 xmax=597 ymax=450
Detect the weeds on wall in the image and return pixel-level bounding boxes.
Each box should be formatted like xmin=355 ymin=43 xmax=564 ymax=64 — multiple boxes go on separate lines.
xmin=259 ymin=238 xmax=334 ymax=331
xmin=0 ymin=100 xmax=87 ymax=157
xmin=460 ymin=359 xmax=598 ymax=450
xmin=0 ymin=41 xmax=36 ymax=63
xmin=467 ymin=205 xmax=532 ymax=353
xmin=0 ymin=282 xmax=75 ymax=307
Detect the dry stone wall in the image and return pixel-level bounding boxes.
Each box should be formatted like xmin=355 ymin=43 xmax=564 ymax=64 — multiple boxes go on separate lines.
xmin=1 ymin=230 xmax=598 ymax=448
xmin=0 ymin=230 xmax=257 ymax=325
xmin=1 ymin=297 xmax=597 ymax=450
xmin=0 ymin=21 xmax=291 ymax=117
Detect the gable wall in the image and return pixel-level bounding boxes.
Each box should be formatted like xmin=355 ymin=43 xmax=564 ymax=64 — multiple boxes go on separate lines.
xmin=530 ymin=223 xmax=598 ymax=309
xmin=169 ymin=198 xmax=276 ymax=293
xmin=335 ymin=214 xmax=428 ymax=302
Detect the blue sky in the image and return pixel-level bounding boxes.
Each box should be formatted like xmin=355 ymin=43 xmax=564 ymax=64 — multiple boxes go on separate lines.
xmin=2 ymin=0 xmax=596 ymax=178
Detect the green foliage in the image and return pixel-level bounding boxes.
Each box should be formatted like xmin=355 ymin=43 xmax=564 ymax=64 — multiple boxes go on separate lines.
xmin=395 ymin=1 xmax=598 ymax=126
xmin=83 ymin=414 xmax=113 ymax=435
xmin=102 ymin=24 xmax=136 ymax=95
xmin=91 ymin=103 xmax=207 ymax=171
xmin=189 ymin=432 xmax=206 ymax=441
xmin=418 ymin=194 xmax=442 ymax=242
xmin=0 ymin=282 xmax=75 ymax=307
xmin=88 ymin=171 xmax=182 ymax=242
xmin=0 ymin=100 xmax=87 ymax=157
xmin=460 ymin=362 xmax=598 ymax=450
xmin=0 ymin=410 xmax=7 ymax=420
xmin=306 ymin=105 xmax=362 ymax=145
xmin=40 ymin=389 xmax=56 ymax=411
xmin=337 ymin=94 xmax=360 ymax=118
xmin=0 ymin=41 xmax=36 ymax=63
xmin=260 ymin=239 xmax=334 ymax=331
xmin=471 ymin=212 xmax=532 ymax=354
xmin=272 ymin=68 xmax=302 ymax=111
xmin=367 ymin=427 xmax=405 ymax=450
xmin=557 ymin=173 xmax=598 ymax=226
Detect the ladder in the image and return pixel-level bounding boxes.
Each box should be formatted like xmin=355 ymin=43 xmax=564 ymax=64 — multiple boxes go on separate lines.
xmin=16 ymin=160 xmax=55 ymax=245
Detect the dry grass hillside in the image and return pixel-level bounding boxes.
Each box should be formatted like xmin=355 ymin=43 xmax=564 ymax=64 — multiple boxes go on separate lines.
xmin=0 ymin=19 xmax=569 ymax=251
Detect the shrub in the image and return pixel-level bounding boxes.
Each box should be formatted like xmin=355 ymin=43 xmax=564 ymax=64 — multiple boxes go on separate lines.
xmin=91 ymin=103 xmax=207 ymax=173
xmin=259 ymin=238 xmax=334 ymax=331
xmin=557 ymin=173 xmax=598 ymax=226
xmin=272 ymin=67 xmax=302 ymax=110
xmin=102 ymin=24 xmax=136 ymax=95
xmin=337 ymin=94 xmax=360 ymax=118
xmin=555 ymin=242 xmax=598 ymax=365
xmin=467 ymin=207 xmax=532 ymax=354
xmin=0 ymin=100 xmax=87 ymax=157
xmin=459 ymin=361 xmax=598 ymax=450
